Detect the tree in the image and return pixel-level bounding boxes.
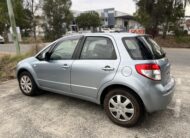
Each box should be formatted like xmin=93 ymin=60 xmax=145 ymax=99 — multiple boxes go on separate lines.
xmin=13 ymin=0 xmax=32 ymax=37
xmin=134 ymin=0 xmax=187 ymax=38
xmin=0 ymin=0 xmax=9 ymax=36
xmin=76 ymin=12 xmax=101 ymax=29
xmin=0 ymin=0 xmax=32 ymax=38
xmin=43 ymin=0 xmax=73 ymax=41
xmin=24 ymin=0 xmax=42 ymax=51
xmin=18 ymin=8 xmax=32 ymax=37
xmin=134 ymin=0 xmax=160 ymax=37
xmin=161 ymin=0 xmax=185 ymax=38
xmin=0 ymin=0 xmax=13 ymax=37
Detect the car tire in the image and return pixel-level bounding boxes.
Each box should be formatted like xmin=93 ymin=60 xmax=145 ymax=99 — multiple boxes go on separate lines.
xmin=18 ymin=71 xmax=39 ymax=96
xmin=104 ymin=88 xmax=143 ymax=127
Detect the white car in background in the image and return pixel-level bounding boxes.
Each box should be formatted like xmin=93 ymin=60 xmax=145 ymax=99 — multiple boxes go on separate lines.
xmin=101 ymin=28 xmax=115 ymax=33
xmin=0 ymin=35 xmax=5 ymax=44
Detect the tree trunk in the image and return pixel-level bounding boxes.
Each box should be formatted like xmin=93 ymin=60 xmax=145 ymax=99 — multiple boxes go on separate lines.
xmin=33 ymin=23 xmax=38 ymax=53
xmin=31 ymin=0 xmax=38 ymax=53
xmin=3 ymin=25 xmax=8 ymax=42
xmin=162 ymin=19 xmax=169 ymax=39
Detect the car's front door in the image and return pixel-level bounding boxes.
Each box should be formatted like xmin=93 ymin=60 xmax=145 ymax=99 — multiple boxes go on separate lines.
xmin=33 ymin=36 xmax=81 ymax=93
xmin=71 ymin=36 xmax=120 ymax=98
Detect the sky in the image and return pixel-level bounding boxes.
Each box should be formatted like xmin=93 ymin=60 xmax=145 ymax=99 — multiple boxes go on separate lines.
xmin=71 ymin=0 xmax=190 ymax=16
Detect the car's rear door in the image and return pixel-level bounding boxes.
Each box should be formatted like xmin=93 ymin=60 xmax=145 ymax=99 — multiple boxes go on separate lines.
xmin=145 ymin=37 xmax=171 ymax=85
xmin=70 ymin=35 xmax=120 ymax=98
xmin=122 ymin=36 xmax=171 ymax=85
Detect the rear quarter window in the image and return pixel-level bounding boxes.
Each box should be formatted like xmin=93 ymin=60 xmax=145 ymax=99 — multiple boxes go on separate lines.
xmin=122 ymin=37 xmax=153 ymax=60
xmin=122 ymin=36 xmax=165 ymax=60
xmin=143 ymin=37 xmax=165 ymax=59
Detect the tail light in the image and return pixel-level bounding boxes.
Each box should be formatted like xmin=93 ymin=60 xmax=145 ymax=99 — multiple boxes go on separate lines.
xmin=135 ymin=64 xmax=161 ymax=81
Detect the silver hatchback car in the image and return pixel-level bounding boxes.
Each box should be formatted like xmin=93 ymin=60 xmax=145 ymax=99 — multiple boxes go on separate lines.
xmin=16 ymin=33 xmax=175 ymax=127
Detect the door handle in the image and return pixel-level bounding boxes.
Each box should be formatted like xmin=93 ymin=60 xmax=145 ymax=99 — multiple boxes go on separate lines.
xmin=61 ymin=64 xmax=70 ymax=69
xmin=102 ymin=66 xmax=114 ymax=71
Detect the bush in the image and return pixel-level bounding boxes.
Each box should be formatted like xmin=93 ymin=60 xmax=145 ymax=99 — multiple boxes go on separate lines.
xmin=175 ymin=36 xmax=190 ymax=43
xmin=155 ymin=36 xmax=190 ymax=48
xmin=21 ymin=37 xmax=44 ymax=44
xmin=174 ymin=28 xmax=188 ymax=37
xmin=173 ymin=28 xmax=190 ymax=44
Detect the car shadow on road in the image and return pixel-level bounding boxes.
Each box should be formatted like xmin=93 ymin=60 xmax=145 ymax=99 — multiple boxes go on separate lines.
xmin=32 ymin=90 xmax=176 ymax=129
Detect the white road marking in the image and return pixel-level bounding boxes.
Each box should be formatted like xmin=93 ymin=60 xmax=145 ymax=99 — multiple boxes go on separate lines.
xmin=174 ymin=99 xmax=181 ymax=118
xmin=176 ymin=78 xmax=182 ymax=85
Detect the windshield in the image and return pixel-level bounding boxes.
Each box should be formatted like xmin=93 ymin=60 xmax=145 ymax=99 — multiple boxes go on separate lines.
xmin=122 ymin=36 xmax=165 ymax=60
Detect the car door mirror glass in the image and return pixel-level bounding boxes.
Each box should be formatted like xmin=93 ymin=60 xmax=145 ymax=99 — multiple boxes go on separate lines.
xmin=45 ymin=52 xmax=51 ymax=61
xmin=37 ymin=45 xmax=52 ymax=61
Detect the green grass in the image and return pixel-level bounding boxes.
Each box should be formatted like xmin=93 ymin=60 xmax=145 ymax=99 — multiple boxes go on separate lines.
xmin=175 ymin=36 xmax=190 ymax=44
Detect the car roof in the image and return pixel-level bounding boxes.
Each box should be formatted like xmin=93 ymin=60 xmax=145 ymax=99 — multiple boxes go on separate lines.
xmin=63 ymin=32 xmax=140 ymax=39
xmin=83 ymin=33 xmax=139 ymax=37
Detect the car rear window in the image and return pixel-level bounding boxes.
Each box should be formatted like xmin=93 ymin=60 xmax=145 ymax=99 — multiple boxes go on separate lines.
xmin=122 ymin=36 xmax=165 ymax=60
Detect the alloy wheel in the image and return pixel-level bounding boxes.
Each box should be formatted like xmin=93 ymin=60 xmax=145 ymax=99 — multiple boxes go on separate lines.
xmin=108 ymin=95 xmax=134 ymax=121
xmin=20 ymin=75 xmax=32 ymax=94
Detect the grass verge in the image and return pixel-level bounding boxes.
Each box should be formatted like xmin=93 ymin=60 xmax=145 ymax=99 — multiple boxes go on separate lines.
xmin=155 ymin=36 xmax=190 ymax=48
xmin=0 ymin=52 xmax=33 ymax=82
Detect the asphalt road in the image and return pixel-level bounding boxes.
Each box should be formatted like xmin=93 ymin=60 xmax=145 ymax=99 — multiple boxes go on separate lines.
xmin=164 ymin=48 xmax=190 ymax=67
xmin=0 ymin=48 xmax=190 ymax=137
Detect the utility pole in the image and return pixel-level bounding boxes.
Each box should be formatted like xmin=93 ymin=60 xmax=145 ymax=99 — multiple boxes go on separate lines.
xmin=6 ymin=0 xmax=20 ymax=55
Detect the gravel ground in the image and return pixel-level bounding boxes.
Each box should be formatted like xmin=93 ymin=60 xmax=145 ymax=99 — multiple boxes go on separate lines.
xmin=0 ymin=67 xmax=190 ymax=138
xmin=0 ymin=49 xmax=190 ymax=138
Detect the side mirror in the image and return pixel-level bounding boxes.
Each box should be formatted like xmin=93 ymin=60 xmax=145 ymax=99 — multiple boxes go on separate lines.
xmin=45 ymin=52 xmax=51 ymax=61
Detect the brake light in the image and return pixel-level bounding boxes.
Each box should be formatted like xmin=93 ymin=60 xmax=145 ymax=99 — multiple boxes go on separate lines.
xmin=135 ymin=64 xmax=161 ymax=81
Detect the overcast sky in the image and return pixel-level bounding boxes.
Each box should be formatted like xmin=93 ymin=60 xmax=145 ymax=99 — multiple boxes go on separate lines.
xmin=71 ymin=0 xmax=190 ymax=16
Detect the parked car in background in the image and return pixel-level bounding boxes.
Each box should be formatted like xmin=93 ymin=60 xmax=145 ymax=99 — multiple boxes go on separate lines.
xmin=65 ymin=31 xmax=77 ymax=35
xmin=0 ymin=35 xmax=5 ymax=44
xmin=101 ymin=28 xmax=115 ymax=33
xmin=16 ymin=33 xmax=175 ymax=127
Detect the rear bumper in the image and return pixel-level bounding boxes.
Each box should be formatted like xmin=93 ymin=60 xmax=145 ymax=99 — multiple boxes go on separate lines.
xmin=144 ymin=77 xmax=175 ymax=113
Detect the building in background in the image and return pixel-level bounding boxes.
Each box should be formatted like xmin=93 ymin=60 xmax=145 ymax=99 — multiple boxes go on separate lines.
xmin=71 ymin=8 xmax=142 ymax=32
xmin=8 ymin=27 xmax=22 ymax=42
xmin=180 ymin=16 xmax=190 ymax=35
xmin=115 ymin=15 xmax=142 ymax=30
xmin=31 ymin=8 xmax=144 ymax=37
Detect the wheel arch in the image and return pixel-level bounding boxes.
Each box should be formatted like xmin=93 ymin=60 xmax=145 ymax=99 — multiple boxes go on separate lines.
xmin=99 ymin=84 xmax=145 ymax=110
xmin=17 ymin=67 xmax=39 ymax=87
xmin=17 ymin=68 xmax=30 ymax=79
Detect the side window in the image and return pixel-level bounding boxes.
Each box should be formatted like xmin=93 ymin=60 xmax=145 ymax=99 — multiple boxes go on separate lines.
xmin=80 ymin=37 xmax=116 ymax=59
xmin=50 ymin=38 xmax=79 ymax=60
